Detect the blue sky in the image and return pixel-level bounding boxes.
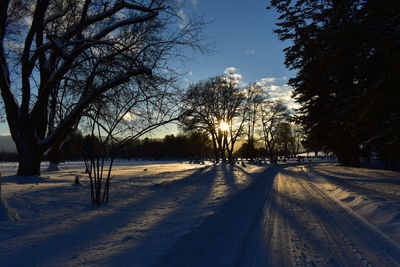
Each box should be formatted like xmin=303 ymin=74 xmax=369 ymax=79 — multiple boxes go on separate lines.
xmin=181 ymin=0 xmax=292 ymax=84
xmin=0 ymin=0 xmax=294 ymax=136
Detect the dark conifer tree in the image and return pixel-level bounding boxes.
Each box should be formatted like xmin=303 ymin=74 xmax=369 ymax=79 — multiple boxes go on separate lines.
xmin=270 ymin=0 xmax=400 ymax=168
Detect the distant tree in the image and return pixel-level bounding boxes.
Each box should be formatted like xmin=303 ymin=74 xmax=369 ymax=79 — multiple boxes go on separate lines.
xmin=162 ymin=132 xmax=212 ymax=158
xmin=220 ymin=82 xmax=265 ymax=163
xmin=260 ymin=100 xmax=290 ymax=163
xmin=288 ymin=122 xmax=303 ymax=157
xmin=236 ymin=141 xmax=262 ymax=160
xmin=0 ymin=0 xmax=206 ymax=176
xmin=243 ymin=83 xmax=263 ymax=161
xmin=181 ymin=75 xmax=246 ymax=163
xmin=59 ymin=132 xmax=85 ymax=161
xmin=184 ymin=132 xmax=213 ymax=158
xmin=274 ymin=122 xmax=292 ymax=158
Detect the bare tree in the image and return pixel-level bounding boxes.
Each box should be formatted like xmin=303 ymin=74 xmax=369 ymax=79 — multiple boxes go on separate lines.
xmin=274 ymin=121 xmax=293 ymax=158
xmin=0 ymin=0 xmax=205 ymax=176
xmin=223 ymin=81 xmax=263 ymax=163
xmin=260 ymin=100 xmax=290 ymax=163
xmin=241 ymin=83 xmax=263 ymax=160
xmin=181 ymin=74 xmax=246 ymax=163
xmin=181 ymin=77 xmax=223 ymax=162
xmin=76 ymin=77 xmax=181 ymax=205
xmin=288 ymin=122 xmax=303 ymax=157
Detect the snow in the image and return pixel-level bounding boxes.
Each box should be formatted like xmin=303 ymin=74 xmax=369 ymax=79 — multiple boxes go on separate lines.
xmin=303 ymin=163 xmax=400 ymax=244
xmin=0 ymin=160 xmax=399 ymax=266
xmin=0 ymin=160 xmax=266 ymax=266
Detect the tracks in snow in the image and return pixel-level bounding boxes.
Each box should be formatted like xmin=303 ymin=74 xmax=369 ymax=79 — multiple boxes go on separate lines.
xmin=239 ymin=165 xmax=400 ymax=266
xmin=161 ymin=164 xmax=400 ymax=266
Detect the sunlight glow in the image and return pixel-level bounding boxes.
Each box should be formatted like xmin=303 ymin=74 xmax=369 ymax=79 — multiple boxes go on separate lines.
xmin=122 ymin=112 xmax=133 ymax=121
xmin=219 ymin=121 xmax=229 ymax=132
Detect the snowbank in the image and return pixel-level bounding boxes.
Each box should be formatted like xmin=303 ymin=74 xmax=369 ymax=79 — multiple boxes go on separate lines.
xmin=304 ymin=164 xmax=400 ymax=245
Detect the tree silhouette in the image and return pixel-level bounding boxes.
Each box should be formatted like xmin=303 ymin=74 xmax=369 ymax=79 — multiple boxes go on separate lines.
xmin=270 ymin=0 xmax=400 ymax=169
xmin=180 ymin=75 xmax=247 ymax=163
xmin=0 ymin=0 xmax=206 ymax=175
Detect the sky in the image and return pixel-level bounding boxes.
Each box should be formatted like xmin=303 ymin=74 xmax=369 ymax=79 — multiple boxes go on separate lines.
xmin=180 ymin=0 xmax=293 ymax=85
xmin=0 ymin=0 xmax=295 ymax=136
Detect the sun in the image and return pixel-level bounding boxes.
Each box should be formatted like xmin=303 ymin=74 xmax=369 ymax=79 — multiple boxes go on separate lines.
xmin=219 ymin=121 xmax=229 ymax=132
xmin=122 ymin=112 xmax=133 ymax=121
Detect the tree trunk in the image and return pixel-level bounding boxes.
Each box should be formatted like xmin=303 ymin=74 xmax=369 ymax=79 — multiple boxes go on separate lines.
xmin=14 ymin=125 xmax=43 ymax=176
xmin=46 ymin=139 xmax=63 ymax=172
xmin=227 ymin=149 xmax=234 ymax=164
xmin=211 ymin=134 xmax=219 ymax=162
xmin=17 ymin=145 xmax=42 ymax=176
xmin=219 ymin=147 xmax=226 ymax=162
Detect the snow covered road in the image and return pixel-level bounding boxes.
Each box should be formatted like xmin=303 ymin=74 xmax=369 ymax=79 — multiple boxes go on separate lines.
xmin=160 ymin=165 xmax=400 ymax=266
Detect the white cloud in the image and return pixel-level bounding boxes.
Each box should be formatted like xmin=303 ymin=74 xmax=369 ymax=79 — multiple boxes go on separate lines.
xmin=223 ymin=67 xmax=245 ymax=86
xmin=256 ymin=77 xmax=277 ymax=86
xmin=230 ymin=73 xmax=243 ymax=80
xmin=244 ymin=49 xmax=255 ymax=55
xmin=269 ymin=85 xmax=280 ymax=91
xmin=178 ymin=9 xmax=189 ymax=29
xmin=255 ymin=79 xmax=299 ymax=110
xmin=224 ymin=67 xmax=242 ymax=80
xmin=224 ymin=66 xmax=238 ymax=73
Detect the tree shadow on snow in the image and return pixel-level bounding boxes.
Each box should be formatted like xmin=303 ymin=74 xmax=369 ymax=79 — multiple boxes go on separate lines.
xmin=306 ymin=168 xmax=400 ymax=201
xmin=0 ymin=164 xmax=252 ymax=266
xmin=0 ymin=175 xmax=71 ymax=184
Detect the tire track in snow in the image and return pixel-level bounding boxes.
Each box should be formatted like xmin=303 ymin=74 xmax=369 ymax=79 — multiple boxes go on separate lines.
xmin=290 ymin=168 xmax=368 ymax=266
xmin=235 ymin=172 xmax=294 ymax=266
xmin=155 ymin=165 xmax=280 ymax=267
xmin=148 ymin=164 xmax=400 ymax=266
xmin=297 ymin=166 xmax=400 ymax=265
xmin=292 ymin=166 xmax=400 ymax=266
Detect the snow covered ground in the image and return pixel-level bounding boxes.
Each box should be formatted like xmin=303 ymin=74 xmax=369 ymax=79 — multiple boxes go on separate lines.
xmin=0 ymin=160 xmax=399 ymax=266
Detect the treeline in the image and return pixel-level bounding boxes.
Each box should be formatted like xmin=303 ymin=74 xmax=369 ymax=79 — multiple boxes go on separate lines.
xmin=0 ymin=126 xmax=302 ymax=162
xmin=180 ymin=72 xmax=303 ymax=163
xmin=0 ymin=152 xmax=18 ymax=162
xmin=58 ymin=132 xmax=213 ymax=161
xmin=270 ymin=0 xmax=400 ymax=170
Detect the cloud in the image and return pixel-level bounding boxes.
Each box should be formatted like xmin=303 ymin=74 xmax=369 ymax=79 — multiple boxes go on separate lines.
xmin=178 ymin=9 xmax=189 ymax=29
xmin=188 ymin=71 xmax=193 ymax=76
xmin=224 ymin=67 xmax=242 ymax=80
xmin=230 ymin=73 xmax=243 ymax=80
xmin=256 ymin=77 xmax=277 ymax=86
xmin=268 ymin=85 xmax=281 ymax=91
xmin=255 ymin=78 xmax=299 ymax=110
xmin=224 ymin=67 xmax=238 ymax=73
xmin=244 ymin=49 xmax=255 ymax=55
xmin=224 ymin=67 xmax=245 ymax=86
xmin=190 ymin=0 xmax=198 ymax=6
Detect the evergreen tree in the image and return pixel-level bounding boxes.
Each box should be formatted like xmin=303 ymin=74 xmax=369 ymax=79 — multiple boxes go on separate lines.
xmin=270 ymin=0 xmax=400 ymax=168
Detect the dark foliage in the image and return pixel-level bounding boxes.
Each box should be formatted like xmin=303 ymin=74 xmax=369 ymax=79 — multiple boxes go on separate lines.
xmin=59 ymin=132 xmax=213 ymax=161
xmin=236 ymin=141 xmax=259 ymax=159
xmin=0 ymin=152 xmax=18 ymax=162
xmin=270 ymin=0 xmax=400 ymax=169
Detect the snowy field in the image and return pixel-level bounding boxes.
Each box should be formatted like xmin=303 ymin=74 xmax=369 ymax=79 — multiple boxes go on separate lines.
xmin=0 ymin=160 xmax=399 ymax=266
